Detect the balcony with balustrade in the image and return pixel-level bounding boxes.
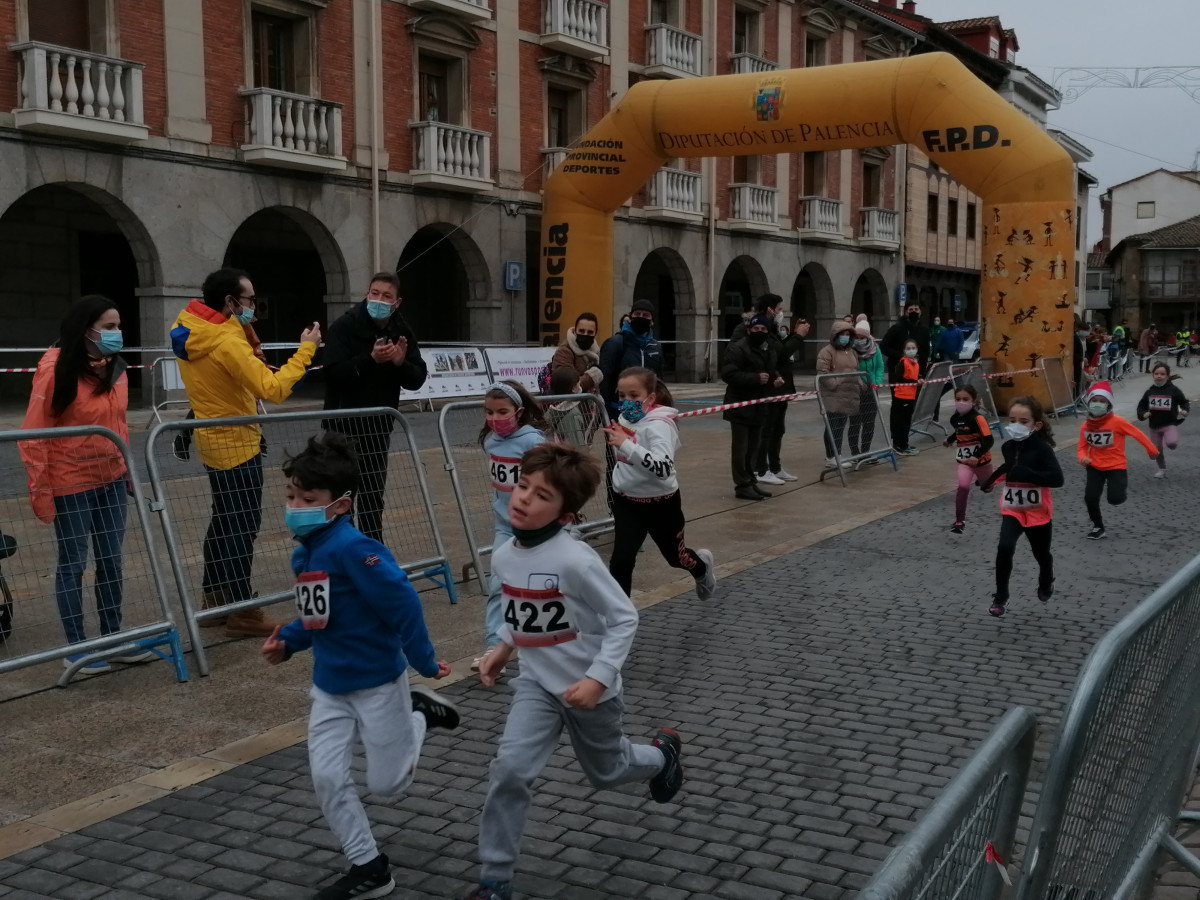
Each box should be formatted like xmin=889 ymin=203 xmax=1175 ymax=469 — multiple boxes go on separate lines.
xmin=797 ymin=196 xmax=844 ymax=241
xmin=409 ymin=0 xmax=491 ymax=21
xmin=10 ymin=42 xmax=148 ymax=144
xmin=644 ymin=168 xmax=703 ymax=224
xmin=239 ymin=88 xmax=346 ymax=173
xmin=859 ymin=207 xmax=900 ymax=250
xmin=645 ymin=24 xmax=702 ymax=78
xmin=411 ymin=121 xmax=493 ymax=192
xmin=729 ymin=53 xmax=778 ymax=75
xmin=727 ymin=184 xmax=778 ymax=232
xmin=541 ymin=0 xmax=608 ymax=58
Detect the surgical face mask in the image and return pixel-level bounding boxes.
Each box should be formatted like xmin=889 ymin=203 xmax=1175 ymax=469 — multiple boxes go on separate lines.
xmin=366 ymin=299 xmax=394 ymax=320
xmin=629 ymin=317 xmax=652 ymax=336
xmin=774 ymin=310 xmax=784 ymax=325
xmin=1005 ymin=422 xmax=1033 ymax=441
xmin=89 ymin=327 xmax=123 ymax=356
xmin=835 ymin=334 xmax=851 ymax=348
xmin=904 ymin=348 xmax=918 ymax=358
xmin=284 ymin=493 xmax=349 ymax=537
xmin=575 ymin=333 xmax=595 ymax=351
xmin=233 ymin=305 xmax=255 ymax=326
xmin=620 ymin=399 xmax=646 ymax=423
xmin=1088 ymin=401 xmax=1110 ymax=418
xmin=1153 ymin=375 xmax=1168 ymax=386
xmin=489 ymin=414 xmax=519 ymax=437
xmin=934 ymin=319 xmax=941 ymax=326
xmin=954 ymin=400 xmax=973 ymax=414
xmin=853 ymin=338 xmax=870 ymax=350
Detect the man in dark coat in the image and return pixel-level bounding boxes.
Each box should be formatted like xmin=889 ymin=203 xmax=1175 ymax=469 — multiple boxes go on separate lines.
xmin=881 ymin=300 xmax=931 ymax=376
xmin=597 ymin=299 xmax=663 ymax=418
xmin=721 ymin=313 xmax=780 ymax=501
xmin=322 ymin=271 xmax=428 ymax=541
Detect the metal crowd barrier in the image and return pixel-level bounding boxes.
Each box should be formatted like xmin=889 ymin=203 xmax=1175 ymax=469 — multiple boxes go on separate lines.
xmin=908 ymin=360 xmax=959 ymax=443
xmin=143 ymin=407 xmax=456 ymax=676
xmin=1038 ymin=356 xmax=1078 ymax=420
xmin=814 ymin=371 xmax=896 ymax=486
xmin=1017 ymin=552 xmax=1200 ymax=899
xmin=860 ymin=707 xmax=1037 ymax=900
xmin=950 ymin=362 xmax=1002 ymax=430
xmin=147 ymin=356 xmax=191 ymax=425
xmin=0 ymin=426 xmax=187 ymax=687
xmin=438 ymin=392 xmax=613 ymax=586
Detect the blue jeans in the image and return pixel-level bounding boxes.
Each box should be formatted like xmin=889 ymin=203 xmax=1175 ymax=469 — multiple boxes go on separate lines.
xmin=202 ymin=454 xmax=264 ymax=603
xmin=53 ymin=480 xmax=129 ymax=645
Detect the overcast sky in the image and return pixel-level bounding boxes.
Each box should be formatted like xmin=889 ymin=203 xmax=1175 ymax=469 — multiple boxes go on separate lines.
xmin=914 ymin=0 xmax=1200 ymax=248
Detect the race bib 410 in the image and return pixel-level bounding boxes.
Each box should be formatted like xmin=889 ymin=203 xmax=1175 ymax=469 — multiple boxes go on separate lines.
xmin=1002 ymin=486 xmax=1046 ymax=511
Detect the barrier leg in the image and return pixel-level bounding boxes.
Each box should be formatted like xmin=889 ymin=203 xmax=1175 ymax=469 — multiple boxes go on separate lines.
xmin=1162 ymin=835 xmax=1200 ymax=878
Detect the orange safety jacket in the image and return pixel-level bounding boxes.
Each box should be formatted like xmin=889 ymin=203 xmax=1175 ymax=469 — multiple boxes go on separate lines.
xmin=894 ymin=356 xmax=920 ymax=400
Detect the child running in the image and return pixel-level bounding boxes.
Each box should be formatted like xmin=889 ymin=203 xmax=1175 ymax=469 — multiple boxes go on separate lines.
xmin=1136 ymin=361 xmax=1190 ymax=478
xmin=890 ymin=338 xmax=922 ymax=455
xmin=942 ymin=384 xmax=994 ymax=533
xmin=980 ymin=396 xmax=1064 ymax=617
xmin=260 ymin=433 xmax=458 ymax=900
xmin=477 ymin=380 xmax=548 ymax=668
xmin=1079 ymin=380 xmax=1159 ymax=539
xmin=467 ymin=443 xmax=683 ymax=900
xmin=604 ymin=366 xmax=715 ymax=598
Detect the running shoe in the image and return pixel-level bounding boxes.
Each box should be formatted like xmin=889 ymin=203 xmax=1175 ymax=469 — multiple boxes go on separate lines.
xmin=898 ymin=447 xmax=920 ymax=456
xmin=649 ymin=728 xmax=684 ymax=803
xmin=695 ymin=549 xmax=716 ymax=601
xmin=755 ymin=471 xmax=784 ymax=486
xmin=774 ymin=469 xmax=799 ymax=482
xmin=951 ymin=521 xmax=965 ymax=534
xmin=1038 ymin=580 xmax=1054 ymax=602
xmin=410 ymin=685 xmax=460 ymax=730
xmin=111 ymin=649 xmax=156 ymax=664
xmin=314 ymin=853 xmax=394 ymax=900
xmin=462 ymin=884 xmax=512 ymax=900
xmin=751 ymin=486 xmax=772 ymax=499
xmin=1153 ymin=470 xmax=1166 ymax=479
xmin=988 ymin=600 xmax=1007 ymax=618
xmin=62 ymin=654 xmax=110 ymax=676
xmin=1087 ymin=526 xmax=1106 ymax=540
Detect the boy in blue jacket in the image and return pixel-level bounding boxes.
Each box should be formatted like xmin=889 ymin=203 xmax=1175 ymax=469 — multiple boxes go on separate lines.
xmin=261 ymin=432 xmax=458 ymax=900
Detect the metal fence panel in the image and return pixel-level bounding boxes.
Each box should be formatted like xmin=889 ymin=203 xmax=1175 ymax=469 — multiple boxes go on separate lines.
xmin=438 ymin=393 xmax=612 ymax=586
xmin=143 ymin=408 xmax=456 ymax=677
xmin=861 ymin=707 xmax=1037 ymax=900
xmin=1039 ymin=356 xmax=1078 ymax=419
xmin=0 ymin=425 xmax=187 ymax=689
xmin=950 ymin=363 xmax=1002 ymax=430
xmin=1018 ymin=553 xmax=1200 ymax=900
xmin=814 ymin=371 xmax=897 ymax=486
xmin=909 ymin=361 xmax=959 ymax=442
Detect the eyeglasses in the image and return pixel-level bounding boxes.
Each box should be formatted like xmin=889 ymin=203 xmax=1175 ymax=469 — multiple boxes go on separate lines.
xmin=235 ymin=294 xmax=257 ymax=307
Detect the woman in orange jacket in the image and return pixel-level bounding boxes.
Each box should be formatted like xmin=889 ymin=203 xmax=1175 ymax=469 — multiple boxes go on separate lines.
xmin=18 ymin=296 xmax=149 ymax=674
xmin=1078 ymin=380 xmax=1160 ymax=540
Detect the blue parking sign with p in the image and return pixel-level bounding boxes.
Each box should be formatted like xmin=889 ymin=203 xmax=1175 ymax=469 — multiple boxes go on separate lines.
xmin=504 ymin=261 xmax=525 ymax=292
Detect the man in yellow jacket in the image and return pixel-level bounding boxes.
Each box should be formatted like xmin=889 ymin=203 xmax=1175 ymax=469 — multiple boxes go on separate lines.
xmin=171 ymin=267 xmax=321 ymax=638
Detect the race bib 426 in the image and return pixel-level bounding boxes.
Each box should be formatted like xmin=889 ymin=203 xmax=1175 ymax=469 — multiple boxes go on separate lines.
xmin=295 ymin=571 xmax=331 ymax=630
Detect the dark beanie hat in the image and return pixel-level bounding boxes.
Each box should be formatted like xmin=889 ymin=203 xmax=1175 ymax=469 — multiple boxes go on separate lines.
xmin=631 ymin=299 xmax=656 ymax=316
xmin=748 ymin=313 xmax=773 ymax=330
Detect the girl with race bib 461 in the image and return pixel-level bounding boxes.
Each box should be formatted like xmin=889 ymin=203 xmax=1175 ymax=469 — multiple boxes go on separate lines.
xmin=980 ymin=396 xmax=1064 ymax=618
xmin=477 ymin=381 xmax=548 ymax=668
xmin=1078 ymin=381 xmax=1158 ymax=541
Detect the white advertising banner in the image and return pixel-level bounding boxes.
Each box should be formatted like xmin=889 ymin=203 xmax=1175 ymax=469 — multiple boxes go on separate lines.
xmin=483 ymin=346 xmax=557 ymax=393
xmin=402 ymin=346 xmax=492 ymax=400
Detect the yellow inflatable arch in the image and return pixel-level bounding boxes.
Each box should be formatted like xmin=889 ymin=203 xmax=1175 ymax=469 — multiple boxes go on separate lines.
xmin=539 ymin=52 xmax=1076 ymax=406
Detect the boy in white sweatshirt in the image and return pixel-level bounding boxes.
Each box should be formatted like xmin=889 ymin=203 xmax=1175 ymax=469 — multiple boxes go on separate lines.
xmin=466 ymin=442 xmax=683 ymax=900
xmin=604 ymin=366 xmax=716 ymax=598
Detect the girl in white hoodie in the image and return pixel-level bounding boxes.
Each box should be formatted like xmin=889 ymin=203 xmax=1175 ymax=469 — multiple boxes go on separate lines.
xmin=604 ymin=367 xmax=716 ymax=599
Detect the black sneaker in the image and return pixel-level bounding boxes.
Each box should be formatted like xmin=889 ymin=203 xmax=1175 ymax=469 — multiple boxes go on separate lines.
xmin=314 ymin=853 xmax=394 ymax=900
xmin=1087 ymin=526 xmax=1106 ymax=540
xmin=410 ymin=684 xmax=460 ymax=730
xmin=172 ymin=434 xmax=191 ymax=461
xmin=649 ymin=728 xmax=683 ymax=803
xmin=989 ymin=597 xmax=1007 ymax=618
xmin=752 ymin=486 xmax=772 ymax=498
xmin=951 ymin=521 xmax=964 ymax=534
xmin=734 ymin=488 xmax=764 ymax=501
xmin=463 ymin=884 xmax=512 ymax=900
xmin=0 ymin=601 xmax=11 ymax=641
xmin=1038 ymin=580 xmax=1055 ymax=602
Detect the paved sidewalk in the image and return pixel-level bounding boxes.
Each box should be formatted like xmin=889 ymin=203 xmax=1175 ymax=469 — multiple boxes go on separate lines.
xmin=4 ymin=391 xmax=1200 ymax=899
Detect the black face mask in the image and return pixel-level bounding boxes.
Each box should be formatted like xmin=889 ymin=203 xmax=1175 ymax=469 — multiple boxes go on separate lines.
xmin=907 ymin=312 xmax=921 ymax=323
xmin=629 ymin=318 xmax=652 ymax=336
xmin=575 ymin=333 xmax=595 ymax=351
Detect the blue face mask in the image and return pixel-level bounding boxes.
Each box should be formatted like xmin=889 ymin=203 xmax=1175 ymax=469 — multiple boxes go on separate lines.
xmin=284 ymin=493 xmax=349 ymax=537
xmin=835 ymin=335 xmax=851 ymax=348
xmin=90 ymin=328 xmax=123 ymax=356
xmin=620 ymin=399 xmax=646 ymax=423
xmin=366 ymin=299 xmax=394 ymax=320
xmin=233 ymin=305 xmax=255 ymax=326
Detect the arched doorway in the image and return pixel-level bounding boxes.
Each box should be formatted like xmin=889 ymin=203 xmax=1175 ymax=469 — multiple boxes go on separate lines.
xmin=396 ymin=225 xmax=490 ymax=344
xmin=632 ymin=248 xmax=696 ymax=376
xmin=718 ymin=255 xmax=768 ymax=339
xmin=0 ymin=183 xmax=158 ymax=398
xmin=791 ymin=262 xmax=835 ymax=331
xmin=851 ymin=269 xmax=890 ymax=327
xmin=224 ymin=208 xmax=346 ymax=357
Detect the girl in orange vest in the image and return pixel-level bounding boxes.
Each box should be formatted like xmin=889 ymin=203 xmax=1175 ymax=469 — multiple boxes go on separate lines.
xmin=980 ymin=396 xmax=1064 ymax=618
xmin=1078 ymin=381 xmax=1159 ymax=540
xmin=890 ymin=338 xmax=922 ymax=455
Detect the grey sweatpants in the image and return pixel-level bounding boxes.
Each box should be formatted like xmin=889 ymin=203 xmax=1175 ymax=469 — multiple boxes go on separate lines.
xmin=479 ymin=676 xmax=665 ymax=882
xmin=308 ymin=674 xmax=427 ymax=866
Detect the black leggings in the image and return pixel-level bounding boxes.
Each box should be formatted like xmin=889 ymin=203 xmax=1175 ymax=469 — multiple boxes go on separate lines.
xmin=609 ymin=491 xmax=705 ymax=596
xmin=1084 ymin=466 xmax=1128 ymax=528
xmin=995 ymin=516 xmax=1053 ymax=603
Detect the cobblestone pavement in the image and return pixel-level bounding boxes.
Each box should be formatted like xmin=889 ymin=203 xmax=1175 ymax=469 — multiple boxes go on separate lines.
xmin=4 ymin=426 xmax=1200 ymax=899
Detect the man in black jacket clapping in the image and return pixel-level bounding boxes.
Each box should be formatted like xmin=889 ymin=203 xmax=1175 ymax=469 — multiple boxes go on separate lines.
xmin=721 ymin=313 xmax=780 ymax=501
xmin=322 ymin=272 xmax=428 ymax=541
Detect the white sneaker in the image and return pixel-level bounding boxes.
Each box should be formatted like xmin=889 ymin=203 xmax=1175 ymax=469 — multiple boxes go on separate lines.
xmin=471 ymin=651 xmax=507 ymax=676
xmin=695 ymin=549 xmax=717 ymax=600
xmin=756 ymin=471 xmax=785 ymax=485
xmin=824 ymin=457 xmax=838 ymax=469
xmin=1153 ymin=470 xmax=1166 ymax=479
xmin=774 ymin=469 xmax=799 ymax=482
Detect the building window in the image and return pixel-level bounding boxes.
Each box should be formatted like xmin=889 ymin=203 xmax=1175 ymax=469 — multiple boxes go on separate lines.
xmin=927 ymin=193 xmax=939 ymax=232
xmin=252 ymin=10 xmax=296 ymax=92
xmin=862 ymin=161 xmax=881 ymax=207
xmin=1137 ymin=201 xmax=1156 ymax=219
xmin=1076 ymin=206 xmax=1082 ymax=249
xmin=649 ymin=0 xmax=679 ymax=26
xmin=803 ymin=152 xmax=825 ymax=197
xmin=28 ymin=0 xmax=92 ymax=50
xmin=988 ymin=36 xmax=999 ymax=58
xmin=546 ymin=86 xmax=583 ymax=148
xmin=947 ymin=198 xmax=959 ymax=237
xmin=733 ymin=8 xmax=760 ymax=55
xmin=805 ymin=36 xmax=827 ymax=67
xmin=966 ymin=202 xmax=977 ymax=240
xmin=733 ymin=154 xmax=760 ymax=185
xmin=418 ymin=53 xmax=466 ymax=124
xmin=1141 ymin=252 xmax=1197 ymax=300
